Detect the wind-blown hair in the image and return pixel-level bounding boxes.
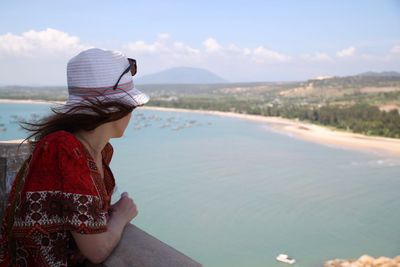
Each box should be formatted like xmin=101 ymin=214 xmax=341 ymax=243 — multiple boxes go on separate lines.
xmin=19 ymin=96 xmax=136 ymax=150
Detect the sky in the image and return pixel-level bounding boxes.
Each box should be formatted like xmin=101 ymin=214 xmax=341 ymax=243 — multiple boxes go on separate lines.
xmin=1 ymin=0 xmax=400 ymax=85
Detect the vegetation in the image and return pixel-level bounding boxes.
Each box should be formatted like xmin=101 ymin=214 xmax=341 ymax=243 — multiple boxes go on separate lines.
xmin=1 ymin=72 xmax=400 ymax=138
xmin=0 ymin=85 xmax=67 ymax=100
xmin=276 ymin=104 xmax=400 ymax=138
xmin=149 ymin=98 xmax=400 ymax=138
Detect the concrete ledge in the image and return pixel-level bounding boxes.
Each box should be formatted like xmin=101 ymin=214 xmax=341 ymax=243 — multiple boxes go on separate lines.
xmin=99 ymin=223 xmax=202 ymax=267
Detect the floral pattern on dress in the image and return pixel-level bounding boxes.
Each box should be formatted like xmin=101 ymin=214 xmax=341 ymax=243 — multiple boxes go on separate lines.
xmin=14 ymin=191 xmax=107 ymax=232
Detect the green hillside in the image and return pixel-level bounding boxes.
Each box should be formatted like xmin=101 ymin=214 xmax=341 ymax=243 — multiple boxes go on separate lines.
xmin=1 ymin=72 xmax=400 ymax=138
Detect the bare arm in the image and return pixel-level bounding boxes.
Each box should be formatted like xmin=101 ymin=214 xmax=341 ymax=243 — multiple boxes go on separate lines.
xmin=71 ymin=192 xmax=138 ymax=264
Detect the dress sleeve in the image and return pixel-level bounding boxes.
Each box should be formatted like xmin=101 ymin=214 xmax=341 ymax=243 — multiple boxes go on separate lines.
xmin=56 ymin=137 xmax=108 ymax=234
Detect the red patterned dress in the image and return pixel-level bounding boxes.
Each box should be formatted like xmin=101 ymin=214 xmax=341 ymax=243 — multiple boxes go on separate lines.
xmin=0 ymin=130 xmax=115 ymax=266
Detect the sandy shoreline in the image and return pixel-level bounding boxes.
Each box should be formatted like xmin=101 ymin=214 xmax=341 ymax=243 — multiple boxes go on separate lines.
xmin=1 ymin=98 xmax=400 ymax=157
xmin=142 ymin=107 xmax=400 ymax=157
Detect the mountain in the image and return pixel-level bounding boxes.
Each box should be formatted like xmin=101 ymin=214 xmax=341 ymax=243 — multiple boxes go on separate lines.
xmin=135 ymin=67 xmax=227 ymax=84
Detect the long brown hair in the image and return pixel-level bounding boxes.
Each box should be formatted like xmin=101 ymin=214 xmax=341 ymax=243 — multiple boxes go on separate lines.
xmin=19 ymin=96 xmax=136 ymax=150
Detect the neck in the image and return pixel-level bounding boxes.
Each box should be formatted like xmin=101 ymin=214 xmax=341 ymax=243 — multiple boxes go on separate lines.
xmin=74 ymin=130 xmax=110 ymax=160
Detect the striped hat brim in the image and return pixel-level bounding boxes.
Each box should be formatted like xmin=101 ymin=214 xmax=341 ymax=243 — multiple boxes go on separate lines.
xmin=53 ymin=83 xmax=150 ymax=114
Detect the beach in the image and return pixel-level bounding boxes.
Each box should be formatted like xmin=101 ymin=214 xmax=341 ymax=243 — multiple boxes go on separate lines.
xmin=143 ymin=107 xmax=400 ymax=157
xmin=1 ymin=99 xmax=400 ymax=157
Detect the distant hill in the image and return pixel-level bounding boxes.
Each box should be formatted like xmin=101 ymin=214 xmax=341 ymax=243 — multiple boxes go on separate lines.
xmin=276 ymin=71 xmax=400 ymax=98
xmin=304 ymin=71 xmax=400 ymax=89
xmin=135 ymin=67 xmax=227 ymax=84
xmin=357 ymin=71 xmax=400 ymax=77
xmin=1 ymin=70 xmax=399 ymax=100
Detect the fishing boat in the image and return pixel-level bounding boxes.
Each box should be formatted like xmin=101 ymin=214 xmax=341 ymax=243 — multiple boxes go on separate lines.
xmin=276 ymin=254 xmax=296 ymax=264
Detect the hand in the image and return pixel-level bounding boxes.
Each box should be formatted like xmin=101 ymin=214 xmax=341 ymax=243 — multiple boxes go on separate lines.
xmin=110 ymin=192 xmax=138 ymax=224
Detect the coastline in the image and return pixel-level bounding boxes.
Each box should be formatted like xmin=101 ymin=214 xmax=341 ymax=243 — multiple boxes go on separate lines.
xmin=1 ymin=98 xmax=400 ymax=157
xmin=0 ymin=99 xmax=65 ymax=105
xmin=143 ymin=107 xmax=400 ymax=157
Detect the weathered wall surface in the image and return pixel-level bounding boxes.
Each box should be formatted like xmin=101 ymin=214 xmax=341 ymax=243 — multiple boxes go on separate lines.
xmin=0 ymin=140 xmax=31 ymax=223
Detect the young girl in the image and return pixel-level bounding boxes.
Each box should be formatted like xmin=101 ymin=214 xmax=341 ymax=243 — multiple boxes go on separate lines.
xmin=0 ymin=48 xmax=150 ymax=266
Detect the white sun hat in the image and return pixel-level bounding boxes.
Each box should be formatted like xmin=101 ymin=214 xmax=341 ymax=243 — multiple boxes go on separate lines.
xmin=54 ymin=48 xmax=149 ymax=113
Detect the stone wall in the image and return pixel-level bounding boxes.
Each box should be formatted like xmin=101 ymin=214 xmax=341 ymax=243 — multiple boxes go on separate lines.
xmin=0 ymin=140 xmax=31 ymax=223
xmin=0 ymin=141 xmax=202 ymax=267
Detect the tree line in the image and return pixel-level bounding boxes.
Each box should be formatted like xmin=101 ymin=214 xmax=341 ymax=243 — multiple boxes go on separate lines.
xmin=149 ymin=98 xmax=400 ymax=138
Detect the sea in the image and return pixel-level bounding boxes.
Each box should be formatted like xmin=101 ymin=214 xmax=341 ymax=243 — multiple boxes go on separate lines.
xmin=0 ymin=102 xmax=399 ymax=267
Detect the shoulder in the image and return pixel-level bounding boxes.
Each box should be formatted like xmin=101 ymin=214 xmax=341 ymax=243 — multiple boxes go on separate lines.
xmin=40 ymin=130 xmax=87 ymax=154
xmin=25 ymin=131 xmax=87 ymax=192
xmin=31 ymin=130 xmax=84 ymax=169
xmin=35 ymin=130 xmax=114 ymax=165
xmin=39 ymin=130 xmax=79 ymax=147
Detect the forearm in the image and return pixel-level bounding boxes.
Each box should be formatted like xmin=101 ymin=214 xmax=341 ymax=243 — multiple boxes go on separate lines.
xmin=101 ymin=214 xmax=128 ymax=256
xmin=72 ymin=215 xmax=128 ymax=264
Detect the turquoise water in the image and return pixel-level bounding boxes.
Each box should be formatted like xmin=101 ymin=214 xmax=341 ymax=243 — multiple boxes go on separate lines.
xmin=1 ymin=102 xmax=399 ymax=267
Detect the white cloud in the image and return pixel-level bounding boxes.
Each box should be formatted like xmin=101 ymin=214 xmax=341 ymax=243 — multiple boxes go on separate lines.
xmin=173 ymin=42 xmax=201 ymax=57
xmin=243 ymin=48 xmax=252 ymax=56
xmin=391 ymin=45 xmax=400 ymax=54
xmin=0 ymin=28 xmax=90 ymax=57
xmin=252 ymin=46 xmax=291 ymax=63
xmin=122 ymin=33 xmax=203 ymax=74
xmin=336 ymin=46 xmax=356 ymax=58
xmin=203 ymin=38 xmax=291 ymax=63
xmin=302 ymin=52 xmax=332 ymax=62
xmin=126 ymin=35 xmax=292 ymax=67
xmin=122 ymin=35 xmax=292 ymax=81
xmin=123 ymin=33 xmax=169 ymax=55
xmin=203 ymin=38 xmax=222 ymax=53
xmin=1 ymin=28 xmax=399 ymax=84
xmin=226 ymin=43 xmax=241 ymax=53
xmin=124 ymin=40 xmax=162 ymax=54
xmin=124 ymin=33 xmax=200 ymax=58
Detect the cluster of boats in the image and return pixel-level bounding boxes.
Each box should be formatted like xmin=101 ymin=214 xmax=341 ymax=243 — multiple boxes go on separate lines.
xmin=0 ymin=112 xmax=214 ymax=134
xmin=131 ymin=113 xmax=211 ymax=131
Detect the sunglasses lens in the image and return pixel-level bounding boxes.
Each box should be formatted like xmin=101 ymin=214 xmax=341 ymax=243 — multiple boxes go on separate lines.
xmin=128 ymin=58 xmax=137 ymax=76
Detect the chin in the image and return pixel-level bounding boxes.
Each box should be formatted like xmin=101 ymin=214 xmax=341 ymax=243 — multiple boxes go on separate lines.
xmin=112 ymin=131 xmax=124 ymax=138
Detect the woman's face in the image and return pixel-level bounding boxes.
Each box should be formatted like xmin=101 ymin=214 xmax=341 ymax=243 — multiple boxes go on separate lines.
xmin=112 ymin=112 xmax=132 ymax=137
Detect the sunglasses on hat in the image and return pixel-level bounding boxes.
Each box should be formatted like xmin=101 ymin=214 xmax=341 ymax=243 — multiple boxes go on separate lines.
xmin=113 ymin=58 xmax=137 ymax=90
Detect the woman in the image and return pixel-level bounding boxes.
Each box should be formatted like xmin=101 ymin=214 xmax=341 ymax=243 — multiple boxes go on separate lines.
xmin=0 ymin=48 xmax=150 ymax=266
